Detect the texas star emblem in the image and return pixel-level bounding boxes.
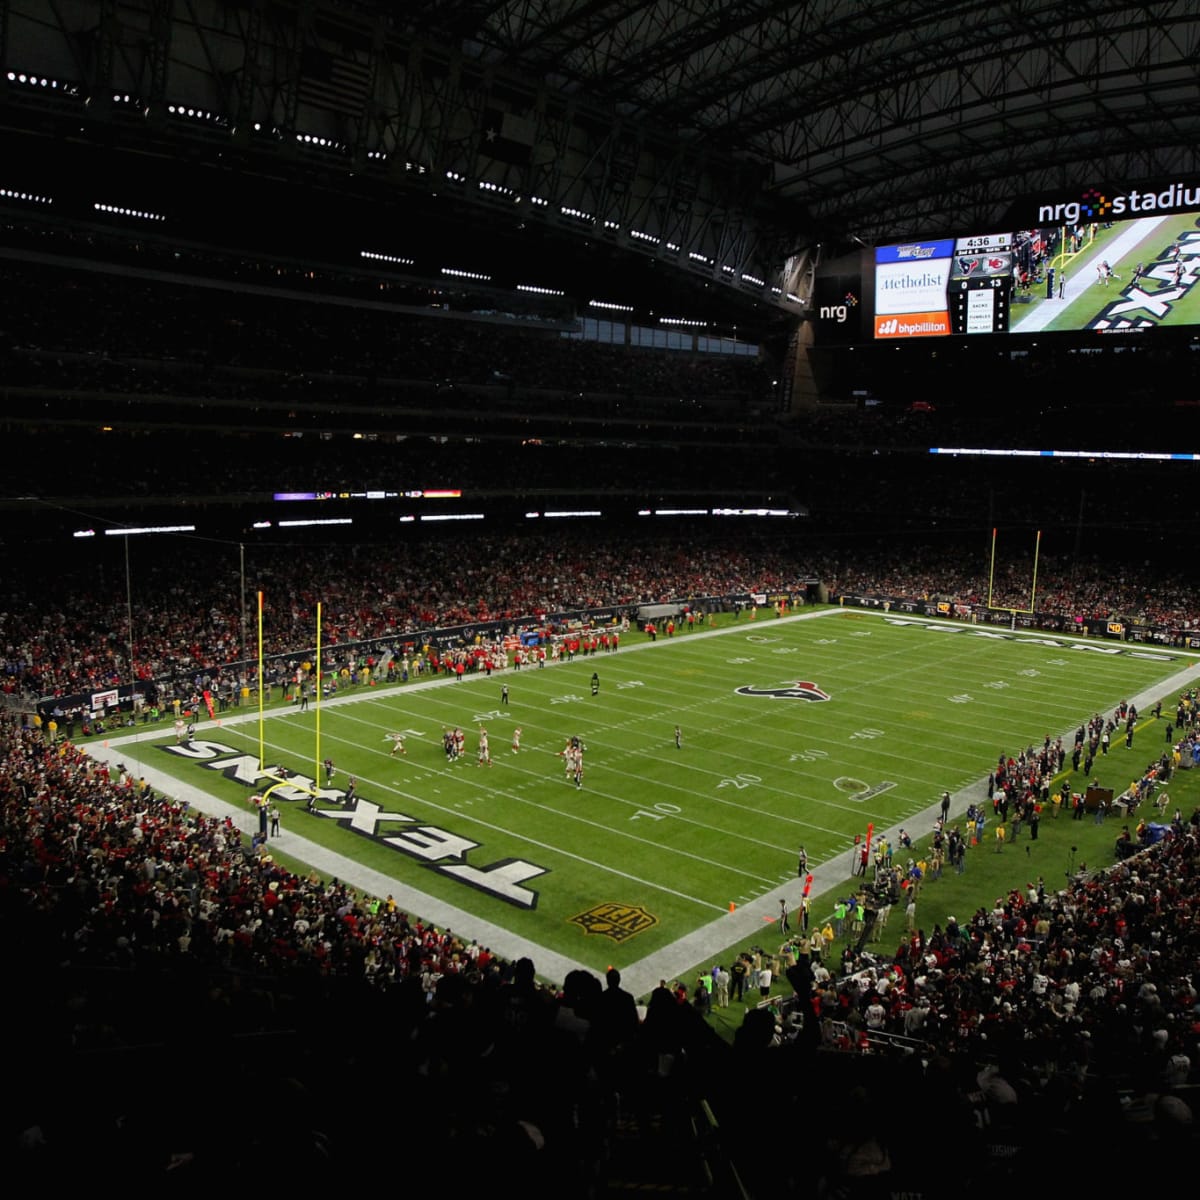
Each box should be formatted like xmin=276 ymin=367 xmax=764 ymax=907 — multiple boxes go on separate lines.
xmin=735 ymin=681 xmax=831 ymax=701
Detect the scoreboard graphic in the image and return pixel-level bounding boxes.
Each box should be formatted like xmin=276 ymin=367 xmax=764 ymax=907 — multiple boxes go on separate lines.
xmin=863 ymin=206 xmax=1200 ymax=341
xmin=947 ymin=234 xmax=1012 ymax=334
xmin=874 ymin=234 xmax=1011 ymax=339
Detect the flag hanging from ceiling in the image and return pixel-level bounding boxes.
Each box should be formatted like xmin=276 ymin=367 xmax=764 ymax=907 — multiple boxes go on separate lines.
xmin=480 ymin=108 xmax=536 ymax=165
xmin=299 ymin=46 xmax=371 ymax=115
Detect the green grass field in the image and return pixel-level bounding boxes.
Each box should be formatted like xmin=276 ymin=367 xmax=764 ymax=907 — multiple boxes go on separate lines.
xmin=99 ymin=606 xmax=1200 ymax=999
xmin=1011 ymin=210 xmax=1200 ymax=333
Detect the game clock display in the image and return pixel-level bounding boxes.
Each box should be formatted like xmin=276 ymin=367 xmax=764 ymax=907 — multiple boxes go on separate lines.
xmin=868 ymin=204 xmax=1200 ymax=340
xmin=948 ymin=234 xmax=1013 ymax=334
xmin=873 ymin=232 xmax=1013 ymax=339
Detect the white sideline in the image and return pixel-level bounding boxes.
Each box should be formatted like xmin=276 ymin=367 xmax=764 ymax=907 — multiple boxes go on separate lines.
xmin=90 ymin=606 xmax=1199 ymax=1000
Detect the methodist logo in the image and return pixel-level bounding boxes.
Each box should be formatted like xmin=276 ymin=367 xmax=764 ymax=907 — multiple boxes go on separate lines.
xmin=160 ymin=739 xmax=548 ymax=908
xmin=736 ymin=680 xmax=831 ymax=701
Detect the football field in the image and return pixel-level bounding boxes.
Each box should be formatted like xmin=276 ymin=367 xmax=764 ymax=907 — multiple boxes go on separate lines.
xmin=99 ymin=607 xmax=1199 ymax=994
xmin=1011 ymin=211 xmax=1200 ymax=333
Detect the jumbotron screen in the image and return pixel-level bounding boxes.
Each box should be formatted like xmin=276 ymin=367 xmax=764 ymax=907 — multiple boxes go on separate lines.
xmin=872 ymin=210 xmax=1200 ymax=339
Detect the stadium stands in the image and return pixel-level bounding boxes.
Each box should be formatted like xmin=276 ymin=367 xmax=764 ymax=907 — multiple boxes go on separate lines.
xmin=4 ymin=205 xmax=1200 ymax=1198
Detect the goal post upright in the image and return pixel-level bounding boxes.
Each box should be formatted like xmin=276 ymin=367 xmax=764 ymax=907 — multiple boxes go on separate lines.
xmin=257 ymin=590 xmax=265 ymax=771
xmin=314 ymin=600 xmax=322 ymax=786
xmin=1029 ymin=528 xmax=1042 ymax=615
xmin=987 ymin=527 xmax=997 ymax=609
xmin=987 ymin=527 xmax=1043 ymax=626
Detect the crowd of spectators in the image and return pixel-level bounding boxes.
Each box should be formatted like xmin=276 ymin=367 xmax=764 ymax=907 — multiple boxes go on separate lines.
xmin=0 ymin=529 xmax=809 ymax=702
xmin=5 ymin=686 xmax=1200 ymax=1190
xmin=5 ymin=217 xmax=1200 ymax=1190
xmin=822 ymin=543 xmax=1200 ymax=629
xmin=4 ymin=530 xmax=1199 ymax=709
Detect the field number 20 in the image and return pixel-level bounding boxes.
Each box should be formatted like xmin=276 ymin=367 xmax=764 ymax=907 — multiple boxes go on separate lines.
xmin=717 ymin=773 xmax=762 ymax=790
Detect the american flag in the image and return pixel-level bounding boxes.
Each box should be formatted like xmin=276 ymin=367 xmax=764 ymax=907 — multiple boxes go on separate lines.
xmin=299 ymin=46 xmax=371 ymax=115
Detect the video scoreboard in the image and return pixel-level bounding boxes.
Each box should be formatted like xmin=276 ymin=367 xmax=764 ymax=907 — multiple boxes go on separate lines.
xmin=873 ymin=233 xmax=1012 ymax=339
xmin=948 ymin=234 xmax=1012 ymax=334
xmin=816 ymin=178 xmax=1200 ymax=345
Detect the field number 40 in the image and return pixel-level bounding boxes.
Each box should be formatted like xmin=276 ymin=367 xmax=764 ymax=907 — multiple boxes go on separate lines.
xmin=850 ymin=728 xmax=885 ymax=740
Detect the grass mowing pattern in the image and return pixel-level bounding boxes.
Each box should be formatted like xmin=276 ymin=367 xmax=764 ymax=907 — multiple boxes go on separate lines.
xmin=140 ymin=608 xmax=1195 ymax=976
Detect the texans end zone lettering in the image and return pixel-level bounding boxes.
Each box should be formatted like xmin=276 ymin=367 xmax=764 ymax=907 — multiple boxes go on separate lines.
xmin=159 ymin=739 xmax=547 ymax=908
xmin=736 ymin=681 xmax=831 ymax=701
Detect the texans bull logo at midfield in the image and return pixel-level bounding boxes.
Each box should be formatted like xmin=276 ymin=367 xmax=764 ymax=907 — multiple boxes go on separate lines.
xmin=735 ymin=681 xmax=831 ymax=702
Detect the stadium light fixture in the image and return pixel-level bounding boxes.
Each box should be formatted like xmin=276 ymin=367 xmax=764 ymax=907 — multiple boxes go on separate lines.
xmin=165 ymin=103 xmax=230 ymax=128
xmin=0 ymin=189 xmax=53 ymax=205
xmin=7 ymin=71 xmax=77 ymax=94
xmin=361 ymin=250 xmax=414 ymax=266
xmin=479 ymin=180 xmax=516 ymax=198
xmin=94 ymin=202 xmax=166 ymax=222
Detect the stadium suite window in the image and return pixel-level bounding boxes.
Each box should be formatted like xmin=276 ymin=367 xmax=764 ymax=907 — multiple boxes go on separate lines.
xmin=567 ymin=318 xmax=758 ymax=355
